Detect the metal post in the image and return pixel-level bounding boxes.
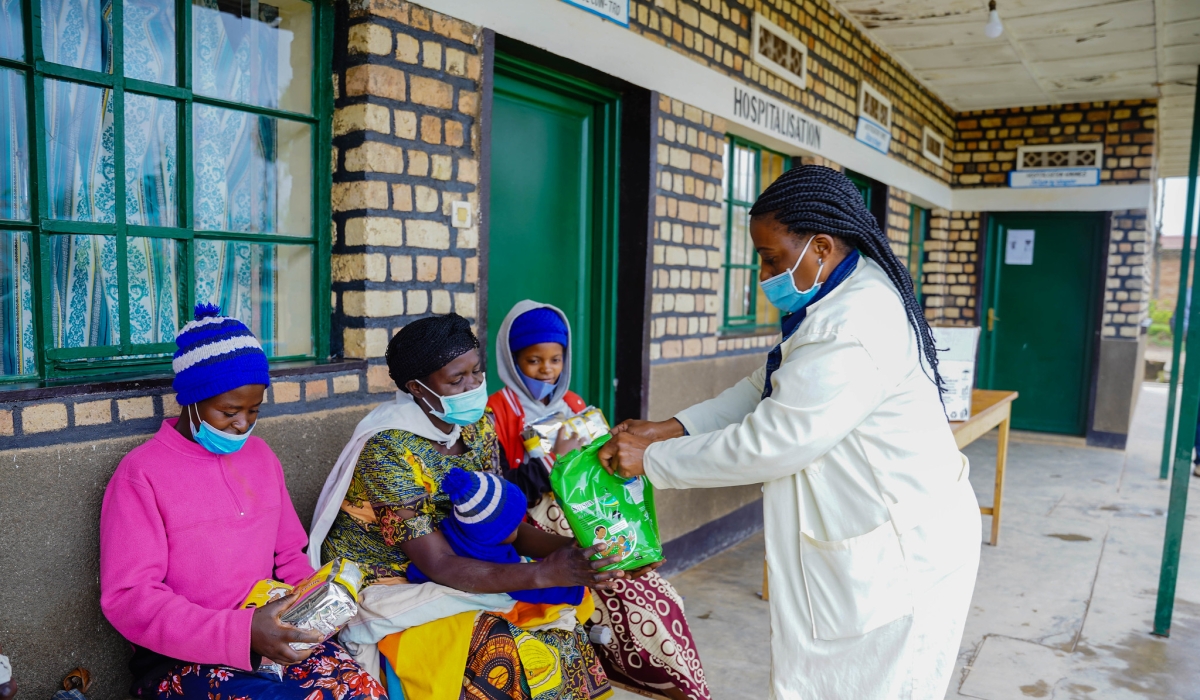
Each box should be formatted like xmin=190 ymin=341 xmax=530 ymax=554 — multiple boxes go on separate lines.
xmin=1160 ymin=72 xmax=1200 ymax=480
xmin=1154 ymin=66 xmax=1200 ymax=636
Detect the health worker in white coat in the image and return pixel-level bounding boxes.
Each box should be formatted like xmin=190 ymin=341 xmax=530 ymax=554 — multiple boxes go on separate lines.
xmin=599 ymin=165 xmax=981 ymax=699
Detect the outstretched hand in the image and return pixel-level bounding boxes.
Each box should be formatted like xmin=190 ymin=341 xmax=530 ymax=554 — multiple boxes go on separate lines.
xmin=597 ymin=431 xmax=653 ymax=479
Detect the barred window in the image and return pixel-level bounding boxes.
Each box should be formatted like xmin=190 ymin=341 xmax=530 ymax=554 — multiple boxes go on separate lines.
xmin=0 ymin=0 xmax=331 ymax=384
xmin=721 ymin=137 xmax=789 ymax=331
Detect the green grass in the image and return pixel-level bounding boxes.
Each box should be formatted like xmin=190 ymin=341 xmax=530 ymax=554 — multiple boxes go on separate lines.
xmin=1150 ymin=298 xmax=1175 ymax=345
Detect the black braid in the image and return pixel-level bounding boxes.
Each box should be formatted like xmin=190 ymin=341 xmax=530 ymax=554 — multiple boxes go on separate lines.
xmin=749 ymin=165 xmax=945 ymax=397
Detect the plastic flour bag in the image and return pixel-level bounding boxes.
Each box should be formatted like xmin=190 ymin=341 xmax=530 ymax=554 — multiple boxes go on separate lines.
xmin=550 ymin=434 xmax=664 ymax=571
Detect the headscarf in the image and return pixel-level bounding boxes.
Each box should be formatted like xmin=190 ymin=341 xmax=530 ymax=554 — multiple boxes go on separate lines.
xmin=494 ymin=301 xmax=575 ymax=424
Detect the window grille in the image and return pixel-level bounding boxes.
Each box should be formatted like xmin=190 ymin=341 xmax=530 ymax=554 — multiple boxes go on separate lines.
xmin=721 ymin=137 xmax=789 ymax=331
xmin=1016 ymin=143 xmax=1103 ymax=170
xmin=751 ymin=13 xmax=808 ymax=91
xmin=922 ymin=126 xmax=945 ymax=163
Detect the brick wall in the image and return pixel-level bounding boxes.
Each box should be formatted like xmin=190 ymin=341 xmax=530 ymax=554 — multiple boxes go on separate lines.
xmin=332 ymin=0 xmax=483 ymax=390
xmin=0 ymin=365 xmax=368 ymax=449
xmin=1104 ymin=209 xmax=1150 ymax=338
xmin=955 ymin=100 xmax=1157 ymax=187
xmin=921 ymin=210 xmax=981 ymax=327
xmin=885 ymin=187 xmax=913 ymax=270
xmin=651 ymin=96 xmax=739 ymax=362
xmin=629 ymin=0 xmax=956 ymax=183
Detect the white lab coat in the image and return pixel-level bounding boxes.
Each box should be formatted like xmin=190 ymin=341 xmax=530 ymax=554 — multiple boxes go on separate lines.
xmin=644 ymin=257 xmax=981 ymax=700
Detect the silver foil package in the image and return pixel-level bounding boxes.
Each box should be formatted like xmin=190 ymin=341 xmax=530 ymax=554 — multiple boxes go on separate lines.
xmin=278 ymin=558 xmax=364 ymax=651
xmin=521 ymin=406 xmax=611 ymax=459
xmin=280 ymin=581 xmax=359 ymax=651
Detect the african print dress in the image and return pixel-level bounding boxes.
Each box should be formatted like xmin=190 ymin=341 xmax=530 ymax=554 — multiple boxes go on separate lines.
xmin=529 ymin=495 xmax=711 ymax=699
xmin=320 ymin=417 xmax=611 ymax=700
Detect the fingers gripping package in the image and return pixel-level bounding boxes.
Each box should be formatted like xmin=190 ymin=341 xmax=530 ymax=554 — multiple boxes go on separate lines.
xmin=522 ymin=406 xmax=610 ymax=459
xmin=550 ymin=434 xmax=663 ymax=571
xmin=241 ymin=558 xmax=365 ymax=651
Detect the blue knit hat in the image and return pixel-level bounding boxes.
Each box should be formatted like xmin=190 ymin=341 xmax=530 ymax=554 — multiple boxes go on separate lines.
xmin=442 ymin=468 xmax=527 ymax=545
xmin=172 ymin=304 xmax=271 ymax=406
xmin=508 ymin=307 xmax=568 ymax=354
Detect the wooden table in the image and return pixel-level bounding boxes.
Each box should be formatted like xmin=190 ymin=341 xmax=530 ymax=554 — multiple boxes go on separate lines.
xmin=951 ymin=389 xmax=1019 ymax=547
xmin=761 ymin=389 xmax=1018 ymax=601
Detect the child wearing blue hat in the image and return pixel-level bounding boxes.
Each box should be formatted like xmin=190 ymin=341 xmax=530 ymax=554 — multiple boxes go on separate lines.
xmin=406 ymin=468 xmax=586 ymax=606
xmin=99 ymin=305 xmax=384 ymax=700
xmin=487 ymin=301 xmax=712 ymax=700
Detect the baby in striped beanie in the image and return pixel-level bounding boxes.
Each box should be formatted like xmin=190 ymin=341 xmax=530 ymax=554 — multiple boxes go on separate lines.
xmin=407 ymin=468 xmax=586 ymax=606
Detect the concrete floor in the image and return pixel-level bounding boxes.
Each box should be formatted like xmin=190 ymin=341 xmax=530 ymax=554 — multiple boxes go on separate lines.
xmin=615 ymin=382 xmax=1200 ymax=699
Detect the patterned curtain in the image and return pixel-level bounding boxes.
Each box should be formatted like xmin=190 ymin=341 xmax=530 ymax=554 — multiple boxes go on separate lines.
xmin=0 ymin=231 xmax=34 ymax=376
xmin=192 ymin=0 xmax=288 ymax=353
xmin=31 ymin=0 xmax=299 ymax=361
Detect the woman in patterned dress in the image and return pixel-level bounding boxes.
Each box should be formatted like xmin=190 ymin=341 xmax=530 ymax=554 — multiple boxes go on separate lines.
xmin=487 ymin=301 xmax=711 ymax=700
xmin=311 ymin=314 xmax=627 ymax=699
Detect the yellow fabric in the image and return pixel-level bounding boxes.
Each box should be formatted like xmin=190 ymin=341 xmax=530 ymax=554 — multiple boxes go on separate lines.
xmin=512 ymin=628 xmax=563 ymax=696
xmin=377 ymin=596 xmax=596 ymax=700
xmin=496 ymin=596 xmax=592 ymax=630
xmin=378 ymin=611 xmax=477 ymax=700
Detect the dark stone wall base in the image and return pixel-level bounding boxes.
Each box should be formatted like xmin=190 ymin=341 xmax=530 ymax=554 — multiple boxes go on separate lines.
xmin=658 ymin=498 xmax=764 ymax=578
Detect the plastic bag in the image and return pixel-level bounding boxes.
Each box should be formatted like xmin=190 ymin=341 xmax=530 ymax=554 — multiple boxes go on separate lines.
xmin=550 ymin=434 xmax=663 ymax=571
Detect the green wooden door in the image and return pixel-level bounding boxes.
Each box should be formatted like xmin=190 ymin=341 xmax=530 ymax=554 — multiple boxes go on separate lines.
xmin=980 ymin=213 xmax=1104 ymax=434
xmin=487 ymin=55 xmax=620 ymax=415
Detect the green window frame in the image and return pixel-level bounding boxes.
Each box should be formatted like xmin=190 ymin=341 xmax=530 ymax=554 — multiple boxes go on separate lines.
xmin=0 ymin=0 xmax=333 ymax=385
xmin=908 ymin=204 xmax=928 ymax=305
xmin=846 ymin=170 xmax=873 ymax=210
xmin=722 ymin=136 xmax=789 ymax=332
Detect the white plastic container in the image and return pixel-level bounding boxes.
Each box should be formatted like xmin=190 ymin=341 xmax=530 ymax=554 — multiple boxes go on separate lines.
xmin=931 ymin=326 xmax=981 ymax=421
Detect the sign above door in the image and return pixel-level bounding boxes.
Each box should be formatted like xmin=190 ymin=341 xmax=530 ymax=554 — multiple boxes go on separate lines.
xmin=560 ymin=0 xmax=629 ymax=25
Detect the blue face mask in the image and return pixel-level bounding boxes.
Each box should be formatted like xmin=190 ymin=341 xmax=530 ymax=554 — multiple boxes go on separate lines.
xmin=190 ymin=404 xmax=255 ymax=455
xmin=416 ymin=377 xmax=489 ymax=426
xmin=760 ymin=236 xmax=825 ymax=314
xmin=520 ymin=372 xmax=557 ymax=401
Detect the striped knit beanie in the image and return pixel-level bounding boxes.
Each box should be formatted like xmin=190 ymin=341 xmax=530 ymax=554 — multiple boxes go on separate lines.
xmin=442 ymin=468 xmax=527 ymax=545
xmin=172 ymin=304 xmax=271 ymax=406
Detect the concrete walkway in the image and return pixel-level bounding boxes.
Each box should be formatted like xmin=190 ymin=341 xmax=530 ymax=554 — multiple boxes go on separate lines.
xmin=621 ymin=383 xmax=1200 ymax=699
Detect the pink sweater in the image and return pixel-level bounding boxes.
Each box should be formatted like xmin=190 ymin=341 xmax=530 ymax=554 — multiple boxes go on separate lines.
xmin=100 ymin=419 xmax=315 ymax=671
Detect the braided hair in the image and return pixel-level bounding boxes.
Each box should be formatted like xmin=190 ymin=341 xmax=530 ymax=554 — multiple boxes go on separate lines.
xmin=749 ymin=164 xmax=944 ymax=395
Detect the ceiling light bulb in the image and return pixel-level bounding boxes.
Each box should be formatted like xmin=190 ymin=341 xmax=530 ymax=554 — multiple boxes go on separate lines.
xmin=984 ymin=1 xmax=1004 ymax=38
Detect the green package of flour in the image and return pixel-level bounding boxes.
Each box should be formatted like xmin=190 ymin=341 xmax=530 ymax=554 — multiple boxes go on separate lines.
xmin=550 ymin=434 xmax=664 ymax=572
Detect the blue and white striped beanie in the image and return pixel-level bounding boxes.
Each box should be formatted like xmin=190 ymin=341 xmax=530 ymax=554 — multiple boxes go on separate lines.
xmin=172 ymin=304 xmax=271 ymax=406
xmin=442 ymin=468 xmax=527 ymax=545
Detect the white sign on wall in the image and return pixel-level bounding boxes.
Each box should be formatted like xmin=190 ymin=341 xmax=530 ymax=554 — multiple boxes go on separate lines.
xmin=559 ymin=0 xmax=628 ymax=25
xmin=1008 ymin=168 xmax=1100 ymax=188
xmin=1005 ymin=229 xmax=1035 ymax=265
xmin=855 ymin=82 xmax=892 ymax=155
xmin=732 ymin=85 xmax=822 ymax=151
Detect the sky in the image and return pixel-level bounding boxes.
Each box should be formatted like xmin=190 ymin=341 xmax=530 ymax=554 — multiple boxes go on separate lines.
xmin=1161 ymin=177 xmax=1193 ymax=238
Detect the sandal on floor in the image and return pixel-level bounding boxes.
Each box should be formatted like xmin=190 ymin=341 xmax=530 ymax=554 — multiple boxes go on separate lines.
xmin=62 ymin=668 xmax=91 ymax=695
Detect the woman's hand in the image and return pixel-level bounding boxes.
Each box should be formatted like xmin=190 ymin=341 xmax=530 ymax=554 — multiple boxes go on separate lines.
xmin=249 ymin=594 xmax=325 ymax=665
xmin=537 ymin=543 xmax=626 ymax=591
xmin=597 ymin=431 xmax=653 ymax=479
xmin=553 ymin=427 xmax=586 ymax=456
xmin=611 ymin=418 xmax=686 ymax=443
xmin=625 ymin=560 xmax=665 ymax=579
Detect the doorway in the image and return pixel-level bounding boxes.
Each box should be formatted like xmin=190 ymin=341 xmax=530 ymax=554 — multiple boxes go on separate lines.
xmin=979 ymin=212 xmax=1105 ymax=435
xmin=486 ymin=52 xmax=621 ymax=416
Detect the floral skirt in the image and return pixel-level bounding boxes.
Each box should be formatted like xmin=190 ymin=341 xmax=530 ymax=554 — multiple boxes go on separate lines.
xmin=150 ymin=642 xmax=386 ymax=700
xmin=530 ymin=496 xmax=711 ymax=699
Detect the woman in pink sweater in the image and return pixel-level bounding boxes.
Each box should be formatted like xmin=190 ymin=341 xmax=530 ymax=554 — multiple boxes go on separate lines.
xmin=100 ymin=306 xmax=385 ymax=700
